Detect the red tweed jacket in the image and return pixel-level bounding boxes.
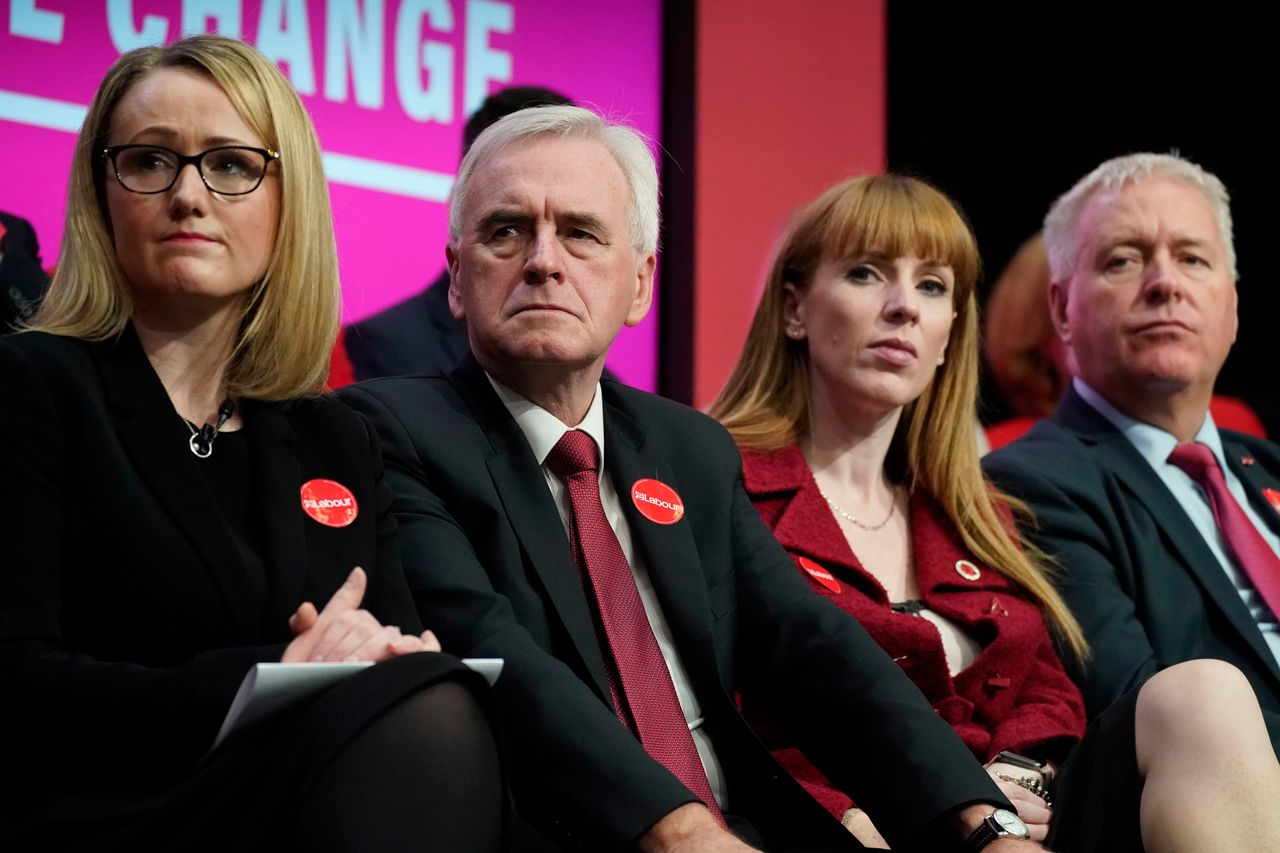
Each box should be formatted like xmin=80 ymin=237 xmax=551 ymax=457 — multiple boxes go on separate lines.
xmin=741 ymin=444 xmax=1085 ymax=818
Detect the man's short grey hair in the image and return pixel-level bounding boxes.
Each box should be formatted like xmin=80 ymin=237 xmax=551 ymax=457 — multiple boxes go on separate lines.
xmin=1043 ymin=152 xmax=1236 ymax=283
xmin=447 ymin=104 xmax=660 ymax=256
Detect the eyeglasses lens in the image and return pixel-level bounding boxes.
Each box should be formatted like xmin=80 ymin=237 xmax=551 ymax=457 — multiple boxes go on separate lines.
xmin=114 ymin=146 xmax=266 ymax=194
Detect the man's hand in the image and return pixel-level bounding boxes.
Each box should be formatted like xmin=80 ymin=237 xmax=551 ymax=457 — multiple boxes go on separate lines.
xmin=951 ymin=803 xmax=1045 ymax=851
xmin=986 ymin=775 xmax=1051 ymax=843
xmin=635 ymin=803 xmax=759 ymax=852
xmin=282 ymin=568 xmax=441 ymax=663
xmin=986 ymin=840 xmax=1044 ymax=852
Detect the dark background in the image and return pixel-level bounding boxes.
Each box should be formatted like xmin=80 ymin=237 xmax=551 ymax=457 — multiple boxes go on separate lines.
xmin=886 ymin=5 xmax=1277 ymax=432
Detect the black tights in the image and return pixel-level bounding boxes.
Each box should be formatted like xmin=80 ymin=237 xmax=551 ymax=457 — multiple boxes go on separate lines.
xmin=297 ymin=680 xmax=507 ymax=853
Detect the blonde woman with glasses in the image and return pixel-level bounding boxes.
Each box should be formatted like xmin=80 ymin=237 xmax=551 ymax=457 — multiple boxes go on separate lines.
xmin=0 ymin=35 xmax=505 ymax=852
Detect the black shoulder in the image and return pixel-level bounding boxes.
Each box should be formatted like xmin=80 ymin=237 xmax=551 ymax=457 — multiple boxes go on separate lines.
xmin=1 ymin=329 xmax=92 ymax=362
xmin=982 ymin=417 xmax=1106 ymax=499
xmin=284 ymin=391 xmax=367 ymax=425
xmin=336 ymin=372 xmax=454 ymax=408
xmin=986 ymin=418 xmax=1090 ymax=467
xmin=0 ymin=331 xmax=101 ymax=388
xmin=602 ymin=381 xmax=740 ymax=459
xmin=1222 ymin=429 xmax=1280 ymax=465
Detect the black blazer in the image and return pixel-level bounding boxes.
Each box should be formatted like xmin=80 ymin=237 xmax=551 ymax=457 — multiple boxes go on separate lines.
xmin=340 ymin=357 xmax=1004 ymax=853
xmin=984 ymin=386 xmax=1280 ymax=752
xmin=0 ymin=210 xmax=50 ymax=332
xmin=0 ymin=327 xmax=420 ymax=832
xmin=344 ymin=271 xmax=468 ymax=381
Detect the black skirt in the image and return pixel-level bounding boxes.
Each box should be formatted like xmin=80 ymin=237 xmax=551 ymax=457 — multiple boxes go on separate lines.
xmin=27 ymin=653 xmax=489 ymax=852
xmin=1045 ymin=686 xmax=1144 ymax=853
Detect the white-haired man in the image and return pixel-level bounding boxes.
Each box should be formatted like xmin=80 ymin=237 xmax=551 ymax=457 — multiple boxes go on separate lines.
xmin=342 ymin=106 xmax=1032 ymax=852
xmin=985 ymin=153 xmax=1280 ymax=755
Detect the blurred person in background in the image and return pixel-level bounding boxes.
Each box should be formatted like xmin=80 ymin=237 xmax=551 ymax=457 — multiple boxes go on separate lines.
xmin=0 ymin=209 xmax=51 ymax=333
xmin=342 ymin=85 xmax=573 ymax=382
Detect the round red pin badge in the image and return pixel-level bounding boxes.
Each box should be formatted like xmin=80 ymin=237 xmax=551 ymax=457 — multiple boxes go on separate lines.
xmin=798 ymin=556 xmax=842 ymax=593
xmin=300 ymin=479 xmax=358 ymax=528
xmin=1265 ymin=488 xmax=1280 ymax=516
xmin=955 ymin=559 xmax=982 ymax=581
xmin=631 ymin=479 xmax=684 ymax=524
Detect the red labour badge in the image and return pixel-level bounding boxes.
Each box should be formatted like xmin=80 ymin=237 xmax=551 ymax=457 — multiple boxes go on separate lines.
xmin=798 ymin=556 xmax=842 ymax=593
xmin=631 ymin=479 xmax=685 ymax=524
xmin=1264 ymin=488 xmax=1280 ymax=517
xmin=300 ymin=479 xmax=358 ymax=528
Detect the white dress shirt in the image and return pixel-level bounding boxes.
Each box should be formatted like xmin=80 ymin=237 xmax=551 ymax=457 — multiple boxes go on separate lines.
xmin=916 ymin=608 xmax=981 ymax=676
xmin=1075 ymin=379 xmax=1280 ymax=667
xmin=487 ymin=375 xmax=728 ymax=808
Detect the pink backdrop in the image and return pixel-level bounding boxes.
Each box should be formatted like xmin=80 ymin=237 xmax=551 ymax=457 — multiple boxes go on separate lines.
xmin=0 ymin=0 xmax=662 ymax=388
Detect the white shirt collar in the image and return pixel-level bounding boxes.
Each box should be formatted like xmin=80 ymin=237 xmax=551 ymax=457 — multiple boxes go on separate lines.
xmin=1073 ymin=377 xmax=1228 ymax=470
xmin=485 ymin=373 xmax=607 ymax=467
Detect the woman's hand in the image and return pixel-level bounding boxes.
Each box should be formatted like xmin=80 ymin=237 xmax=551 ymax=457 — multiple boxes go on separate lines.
xmin=283 ymin=567 xmax=441 ymax=663
xmin=985 ymin=768 xmax=1051 ymax=843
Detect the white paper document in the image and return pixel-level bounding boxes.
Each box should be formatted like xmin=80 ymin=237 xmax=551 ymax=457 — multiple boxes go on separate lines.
xmin=214 ymin=657 xmax=504 ymax=748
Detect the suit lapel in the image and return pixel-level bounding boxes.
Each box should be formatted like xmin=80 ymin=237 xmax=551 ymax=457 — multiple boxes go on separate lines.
xmin=602 ymin=396 xmax=723 ymax=693
xmin=1225 ymin=437 xmax=1280 ymax=538
xmin=245 ymin=400 xmax=307 ymax=634
xmin=450 ymin=358 xmax=615 ymax=703
xmin=744 ymin=445 xmax=884 ymax=598
xmin=772 ymin=473 xmax=875 ymax=581
xmin=1058 ymin=389 xmax=1279 ymax=676
xmin=95 ymin=327 xmax=256 ymax=641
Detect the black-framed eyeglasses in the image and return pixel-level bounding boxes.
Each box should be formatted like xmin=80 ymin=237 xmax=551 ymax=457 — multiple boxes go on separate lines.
xmin=102 ymin=144 xmax=280 ymax=196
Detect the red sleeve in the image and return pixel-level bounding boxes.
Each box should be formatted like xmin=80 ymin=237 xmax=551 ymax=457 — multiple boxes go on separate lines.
xmin=984 ymin=624 xmax=1086 ymax=763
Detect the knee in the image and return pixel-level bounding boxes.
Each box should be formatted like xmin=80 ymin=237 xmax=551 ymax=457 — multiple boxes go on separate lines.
xmin=412 ymin=678 xmax=486 ymax=718
xmin=1136 ymin=659 xmax=1258 ymax=747
xmin=399 ymin=677 xmax=497 ymax=750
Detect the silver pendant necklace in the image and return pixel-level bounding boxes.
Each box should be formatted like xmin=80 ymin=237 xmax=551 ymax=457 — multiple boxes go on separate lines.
xmin=183 ymin=399 xmax=235 ymax=459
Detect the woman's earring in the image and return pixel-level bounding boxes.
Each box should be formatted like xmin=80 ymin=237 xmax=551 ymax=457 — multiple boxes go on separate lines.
xmin=787 ymin=325 xmax=805 ymax=340
xmin=937 ymin=353 xmax=946 ymax=366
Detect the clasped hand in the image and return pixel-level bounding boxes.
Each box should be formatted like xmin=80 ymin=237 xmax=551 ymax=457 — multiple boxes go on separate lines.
xmin=282 ymin=567 xmax=440 ymax=663
xmin=985 ymin=761 xmax=1052 ymax=843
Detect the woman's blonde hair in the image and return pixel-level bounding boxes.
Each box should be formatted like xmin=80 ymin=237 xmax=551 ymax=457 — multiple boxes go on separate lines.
xmin=711 ymin=175 xmax=1088 ymax=661
xmin=34 ymin=34 xmax=338 ymax=400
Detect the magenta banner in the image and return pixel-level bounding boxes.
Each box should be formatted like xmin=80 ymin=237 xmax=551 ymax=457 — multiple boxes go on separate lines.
xmin=0 ymin=0 xmax=662 ymax=388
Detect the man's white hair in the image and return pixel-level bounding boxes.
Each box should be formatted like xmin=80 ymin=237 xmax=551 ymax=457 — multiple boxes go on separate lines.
xmin=1043 ymin=152 xmax=1236 ymax=283
xmin=447 ymin=104 xmax=660 ymax=256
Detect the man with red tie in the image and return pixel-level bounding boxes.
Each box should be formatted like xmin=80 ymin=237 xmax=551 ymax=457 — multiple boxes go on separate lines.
xmin=342 ymin=105 xmax=1035 ymax=852
xmin=985 ymin=153 xmax=1280 ymax=755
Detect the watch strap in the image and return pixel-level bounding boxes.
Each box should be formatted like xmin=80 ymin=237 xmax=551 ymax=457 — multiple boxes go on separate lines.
xmin=964 ymin=818 xmax=1001 ymax=852
xmin=963 ymin=809 xmax=1029 ymax=852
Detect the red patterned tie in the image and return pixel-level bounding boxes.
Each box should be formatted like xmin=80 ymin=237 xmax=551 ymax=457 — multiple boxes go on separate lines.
xmin=1168 ymin=441 xmax=1280 ymax=619
xmin=546 ymin=429 xmax=723 ymax=819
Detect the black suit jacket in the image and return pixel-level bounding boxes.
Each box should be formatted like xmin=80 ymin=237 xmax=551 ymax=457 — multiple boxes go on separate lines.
xmin=983 ymin=386 xmax=1280 ymax=752
xmin=344 ymin=271 xmax=468 ymax=381
xmin=0 ymin=327 xmax=420 ymax=833
xmin=342 ymin=272 xmax=621 ymax=385
xmin=0 ymin=211 xmax=50 ymax=333
xmin=340 ymin=358 xmax=1005 ymax=852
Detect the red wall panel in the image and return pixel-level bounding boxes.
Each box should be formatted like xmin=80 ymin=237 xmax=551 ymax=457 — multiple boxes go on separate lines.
xmin=692 ymin=0 xmax=885 ymax=407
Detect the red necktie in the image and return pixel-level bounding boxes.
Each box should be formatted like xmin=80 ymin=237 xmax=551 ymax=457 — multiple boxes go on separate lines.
xmin=546 ymin=429 xmax=723 ymax=819
xmin=1168 ymin=441 xmax=1280 ymax=619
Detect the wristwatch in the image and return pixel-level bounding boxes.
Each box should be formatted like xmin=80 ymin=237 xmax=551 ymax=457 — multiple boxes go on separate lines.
xmin=963 ymin=808 xmax=1030 ymax=851
xmin=993 ymin=749 xmax=1052 ymax=783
